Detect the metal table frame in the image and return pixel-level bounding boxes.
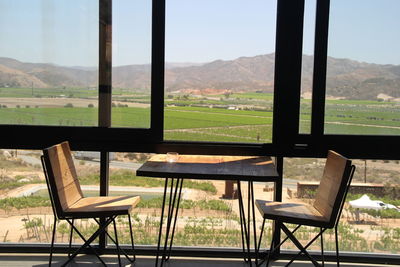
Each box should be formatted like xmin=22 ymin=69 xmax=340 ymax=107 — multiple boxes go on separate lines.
xmin=136 ymin=155 xmax=279 ymax=267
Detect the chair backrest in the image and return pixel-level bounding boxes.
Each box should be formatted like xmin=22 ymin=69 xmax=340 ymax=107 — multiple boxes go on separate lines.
xmin=41 ymin=141 xmax=84 ymax=218
xmin=313 ymin=150 xmax=355 ymax=227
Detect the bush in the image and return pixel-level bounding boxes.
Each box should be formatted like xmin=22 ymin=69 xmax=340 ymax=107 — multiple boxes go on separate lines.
xmin=64 ymin=103 xmax=74 ymax=108
xmin=137 ymin=197 xmax=230 ymax=211
xmin=0 ymin=196 xmax=51 ymax=210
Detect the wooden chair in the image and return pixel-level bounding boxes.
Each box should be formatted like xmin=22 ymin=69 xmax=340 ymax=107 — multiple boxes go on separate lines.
xmin=41 ymin=141 xmax=140 ymax=266
xmin=255 ymin=150 xmax=355 ymax=266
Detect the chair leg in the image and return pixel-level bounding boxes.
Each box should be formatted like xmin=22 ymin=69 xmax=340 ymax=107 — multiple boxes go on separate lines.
xmin=259 ymin=223 xmax=301 ymax=267
xmin=65 ymin=219 xmax=106 ymax=265
xmin=281 ymin=224 xmax=320 ymax=267
xmin=265 ymin=221 xmax=279 ymax=267
xmin=93 ymin=217 xmax=134 ymax=263
xmin=335 ymin=225 xmax=340 ymax=267
xmin=63 ymin=217 xmax=114 ymax=267
xmin=49 ymin=217 xmax=57 ymax=267
xmin=253 ymin=218 xmax=269 ymax=266
xmin=128 ymin=214 xmax=136 ymax=262
xmin=68 ymin=219 xmax=74 ymax=258
xmin=320 ymin=228 xmax=324 ymax=266
xmin=113 ymin=218 xmax=122 ymax=266
xmin=256 ymin=219 xmax=265 ymax=254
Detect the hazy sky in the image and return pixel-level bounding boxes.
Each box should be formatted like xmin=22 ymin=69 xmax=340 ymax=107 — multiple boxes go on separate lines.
xmin=0 ymin=0 xmax=399 ymax=66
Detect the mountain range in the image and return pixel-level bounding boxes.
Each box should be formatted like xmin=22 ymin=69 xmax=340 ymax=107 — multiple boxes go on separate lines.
xmin=1 ymin=53 xmax=400 ymax=100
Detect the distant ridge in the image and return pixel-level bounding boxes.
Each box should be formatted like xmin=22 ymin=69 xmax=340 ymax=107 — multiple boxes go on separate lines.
xmin=1 ymin=54 xmax=400 ymax=100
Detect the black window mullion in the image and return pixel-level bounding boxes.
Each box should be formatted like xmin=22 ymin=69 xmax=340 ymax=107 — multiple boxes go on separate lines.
xmin=272 ymin=0 xmax=305 ymax=153
xmin=310 ymin=0 xmax=330 ymax=140
xmin=271 ymin=0 xmax=305 ymax=258
xmin=150 ymin=0 xmax=166 ymax=141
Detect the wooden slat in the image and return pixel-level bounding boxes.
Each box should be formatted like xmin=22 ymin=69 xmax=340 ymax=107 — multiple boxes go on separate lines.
xmin=44 ymin=141 xmax=142 ymax=219
xmin=255 ymin=150 xmax=351 ymax=228
xmin=46 ymin=142 xmax=83 ymax=212
xmin=66 ymin=196 xmax=140 ymax=217
xmin=255 ymin=199 xmax=328 ymax=227
xmin=47 ymin=142 xmax=79 ymax=189
xmin=57 ymin=183 xmax=83 ymax=211
xmin=313 ymin=151 xmax=348 ymax=220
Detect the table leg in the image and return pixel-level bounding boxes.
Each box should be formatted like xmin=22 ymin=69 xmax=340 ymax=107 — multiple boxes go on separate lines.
xmin=237 ymin=180 xmax=252 ymax=266
xmin=249 ymin=181 xmax=259 ymax=266
xmin=161 ymin=178 xmax=176 ymax=265
xmin=167 ymin=178 xmax=183 ymax=260
xmin=238 ymin=188 xmax=247 ymax=263
xmin=157 ymin=178 xmax=183 ymax=267
xmin=155 ymin=178 xmax=169 ymax=267
xmin=237 ymin=181 xmax=258 ymax=266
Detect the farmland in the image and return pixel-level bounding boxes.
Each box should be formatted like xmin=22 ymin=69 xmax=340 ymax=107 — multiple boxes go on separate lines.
xmin=1 ymin=87 xmax=400 ymax=141
xmin=0 ymin=87 xmax=400 ymax=253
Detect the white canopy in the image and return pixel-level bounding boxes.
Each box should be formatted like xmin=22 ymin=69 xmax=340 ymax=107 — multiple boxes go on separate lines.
xmin=349 ymin=194 xmax=400 ymax=211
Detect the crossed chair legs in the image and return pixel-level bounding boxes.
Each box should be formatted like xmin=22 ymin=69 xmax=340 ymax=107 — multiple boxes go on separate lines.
xmin=256 ymin=220 xmax=340 ymax=267
xmin=49 ymin=214 xmax=136 ymax=267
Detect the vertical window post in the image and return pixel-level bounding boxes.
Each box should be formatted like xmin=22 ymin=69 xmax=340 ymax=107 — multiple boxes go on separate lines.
xmin=272 ymin=0 xmax=305 ymax=151
xmin=311 ymin=0 xmax=330 ymax=140
xmin=151 ymin=0 xmax=166 ymax=141
xmin=272 ymin=0 xmax=305 ymax=258
xmin=99 ymin=0 xmax=112 ymax=250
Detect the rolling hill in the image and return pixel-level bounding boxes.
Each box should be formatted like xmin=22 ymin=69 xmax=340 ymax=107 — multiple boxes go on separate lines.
xmin=1 ymin=54 xmax=400 ymax=100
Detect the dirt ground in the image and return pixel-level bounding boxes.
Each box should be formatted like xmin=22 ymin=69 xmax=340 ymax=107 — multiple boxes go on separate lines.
xmin=0 ymin=97 xmax=149 ymax=108
xmin=0 ymin=169 xmax=399 ymax=247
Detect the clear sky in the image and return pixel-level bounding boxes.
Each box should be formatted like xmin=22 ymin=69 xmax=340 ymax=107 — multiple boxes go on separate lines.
xmin=0 ymin=0 xmax=399 ymax=66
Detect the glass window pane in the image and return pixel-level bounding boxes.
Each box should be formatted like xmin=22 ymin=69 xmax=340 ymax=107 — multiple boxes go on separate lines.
xmin=325 ymin=0 xmax=400 ymax=135
xmin=299 ymin=0 xmax=316 ymax=134
xmin=0 ymin=0 xmax=99 ymax=126
xmin=283 ymin=157 xmax=400 ymax=255
xmin=112 ymin=0 xmax=151 ymax=128
xmin=164 ymin=0 xmax=276 ymax=143
xmin=109 ymin=152 xmax=274 ymax=249
xmin=0 ymin=149 xmax=99 ymax=245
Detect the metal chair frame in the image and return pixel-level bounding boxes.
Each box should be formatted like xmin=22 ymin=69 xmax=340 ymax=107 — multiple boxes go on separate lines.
xmin=255 ymin=151 xmax=356 ymax=267
xmin=41 ymin=142 xmax=137 ymax=267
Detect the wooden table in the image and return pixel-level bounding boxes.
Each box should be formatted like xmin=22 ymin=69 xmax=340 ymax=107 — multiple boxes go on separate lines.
xmin=136 ymin=154 xmax=279 ymax=267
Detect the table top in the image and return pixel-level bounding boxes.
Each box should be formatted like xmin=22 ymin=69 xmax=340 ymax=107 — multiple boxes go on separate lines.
xmin=136 ymin=154 xmax=279 ymax=182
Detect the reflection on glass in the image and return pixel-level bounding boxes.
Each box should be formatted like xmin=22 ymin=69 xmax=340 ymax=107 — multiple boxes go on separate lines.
xmin=299 ymin=0 xmax=316 ymax=134
xmin=111 ymin=0 xmax=151 ymax=128
xmin=325 ymin=0 xmax=400 ymax=135
xmin=164 ymin=0 xmax=276 ymax=143
xmin=0 ymin=149 xmax=99 ymax=244
xmin=283 ymin=157 xmax=400 ymax=254
xmin=0 ymin=1 xmax=99 ymax=126
xmin=108 ymin=151 xmax=274 ymax=248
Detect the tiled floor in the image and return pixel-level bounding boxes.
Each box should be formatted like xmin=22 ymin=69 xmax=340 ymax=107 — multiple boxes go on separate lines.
xmin=0 ymin=254 xmax=397 ymax=267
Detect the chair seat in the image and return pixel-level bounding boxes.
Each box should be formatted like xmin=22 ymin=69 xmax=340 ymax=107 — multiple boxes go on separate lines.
xmin=64 ymin=195 xmax=140 ymax=218
xmin=255 ymin=199 xmax=330 ymax=227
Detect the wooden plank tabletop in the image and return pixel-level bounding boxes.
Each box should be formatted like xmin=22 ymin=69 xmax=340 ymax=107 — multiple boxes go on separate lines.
xmin=136 ymin=154 xmax=279 ymax=182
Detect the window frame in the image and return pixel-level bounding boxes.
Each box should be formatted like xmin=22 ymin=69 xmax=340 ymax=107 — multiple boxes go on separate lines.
xmin=0 ymin=0 xmax=400 ymax=264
